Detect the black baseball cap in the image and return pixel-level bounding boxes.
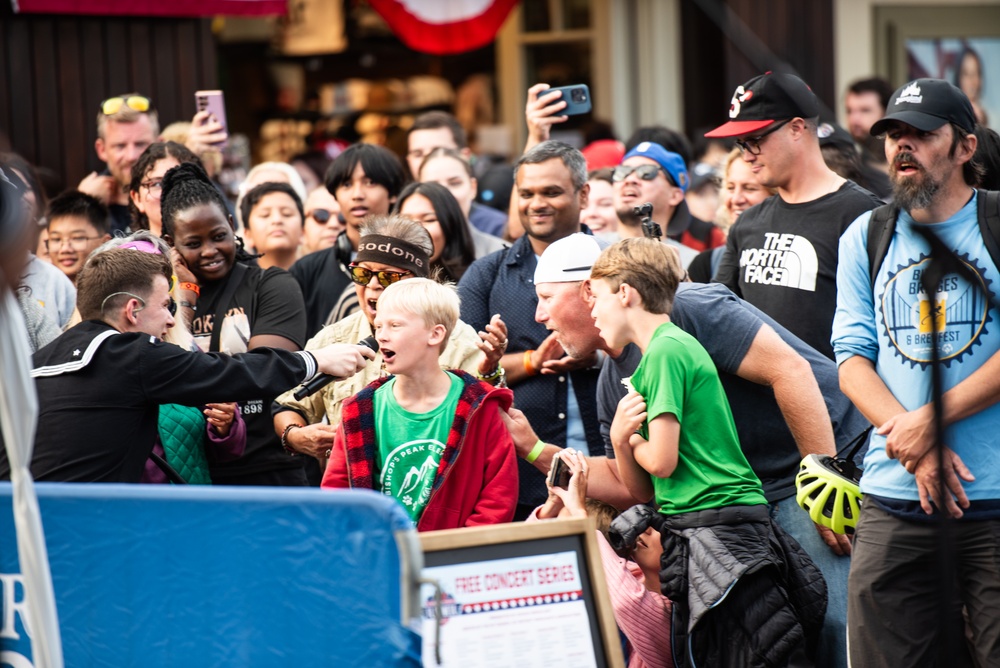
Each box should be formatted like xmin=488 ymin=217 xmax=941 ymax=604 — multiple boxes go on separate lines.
xmin=706 ymin=72 xmax=820 ymax=138
xmin=870 ymin=78 xmax=977 ymax=136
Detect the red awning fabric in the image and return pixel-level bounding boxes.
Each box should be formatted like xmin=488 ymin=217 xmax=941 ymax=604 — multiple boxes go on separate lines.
xmin=368 ymin=0 xmax=518 ymax=55
xmin=13 ymin=0 xmax=286 ymax=16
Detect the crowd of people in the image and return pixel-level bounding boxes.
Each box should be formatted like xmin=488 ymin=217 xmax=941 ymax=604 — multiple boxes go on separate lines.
xmin=1 ymin=69 xmax=1000 ymax=667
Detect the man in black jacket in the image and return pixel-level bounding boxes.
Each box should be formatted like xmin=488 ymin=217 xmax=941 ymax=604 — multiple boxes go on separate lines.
xmin=0 ymin=247 xmax=372 ymax=483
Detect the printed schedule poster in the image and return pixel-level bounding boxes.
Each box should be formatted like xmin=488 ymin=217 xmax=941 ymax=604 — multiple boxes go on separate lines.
xmin=421 ymin=550 xmax=598 ymax=667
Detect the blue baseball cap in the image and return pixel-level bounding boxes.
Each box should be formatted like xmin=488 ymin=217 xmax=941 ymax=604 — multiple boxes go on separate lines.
xmin=620 ymin=142 xmax=689 ymax=193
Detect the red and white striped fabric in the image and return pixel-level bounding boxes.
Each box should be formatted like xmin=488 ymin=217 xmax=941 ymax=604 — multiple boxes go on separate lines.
xmin=368 ymin=0 xmax=518 ymax=55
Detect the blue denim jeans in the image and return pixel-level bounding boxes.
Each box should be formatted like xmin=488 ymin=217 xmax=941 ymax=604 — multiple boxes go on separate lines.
xmin=770 ymin=495 xmax=850 ymax=668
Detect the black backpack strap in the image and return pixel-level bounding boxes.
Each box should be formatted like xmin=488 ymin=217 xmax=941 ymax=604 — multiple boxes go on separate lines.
xmin=149 ymin=451 xmax=188 ymax=485
xmin=209 ymin=262 xmax=249 ymax=353
xmin=866 ymin=202 xmax=900 ymax=286
xmin=977 ymin=190 xmax=1000 ymax=274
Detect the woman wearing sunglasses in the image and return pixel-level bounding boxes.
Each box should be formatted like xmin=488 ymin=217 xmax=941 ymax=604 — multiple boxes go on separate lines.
xmin=273 ymin=214 xmax=509 ymax=466
xmin=161 ymin=162 xmax=311 ymax=487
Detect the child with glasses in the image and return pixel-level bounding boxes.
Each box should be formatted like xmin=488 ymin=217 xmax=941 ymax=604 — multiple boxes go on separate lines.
xmin=273 ymin=215 xmax=509 ymax=471
xmin=321 ymin=278 xmax=518 ymax=529
xmin=46 ymin=191 xmax=112 ymax=285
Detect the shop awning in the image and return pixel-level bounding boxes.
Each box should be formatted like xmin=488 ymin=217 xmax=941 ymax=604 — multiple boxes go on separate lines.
xmin=368 ymin=0 xmax=518 ymax=55
xmin=11 ymin=0 xmax=285 ymax=16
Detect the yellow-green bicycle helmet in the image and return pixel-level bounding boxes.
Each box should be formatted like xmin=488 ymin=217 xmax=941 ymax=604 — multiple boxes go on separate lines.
xmin=796 ymin=453 xmax=863 ymax=535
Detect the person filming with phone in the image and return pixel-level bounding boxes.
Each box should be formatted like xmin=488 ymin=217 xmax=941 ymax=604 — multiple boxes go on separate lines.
xmin=78 ymin=93 xmax=227 ymax=235
xmin=530 ymin=448 xmax=673 ymax=668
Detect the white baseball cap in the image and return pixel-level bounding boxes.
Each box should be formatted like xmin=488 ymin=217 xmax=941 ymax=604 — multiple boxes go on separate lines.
xmin=534 ymin=233 xmax=602 ymax=284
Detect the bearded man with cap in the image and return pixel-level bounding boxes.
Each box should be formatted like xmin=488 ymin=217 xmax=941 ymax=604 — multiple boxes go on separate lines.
xmin=707 ymin=72 xmax=882 ymax=359
xmin=833 ymin=79 xmax=1000 ymax=667
xmin=612 ymin=141 xmax=725 ymax=261
xmin=273 ymin=214 xmax=505 ymax=467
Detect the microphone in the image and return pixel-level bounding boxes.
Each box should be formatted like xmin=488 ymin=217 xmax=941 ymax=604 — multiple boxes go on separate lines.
xmin=292 ymin=335 xmax=379 ymax=400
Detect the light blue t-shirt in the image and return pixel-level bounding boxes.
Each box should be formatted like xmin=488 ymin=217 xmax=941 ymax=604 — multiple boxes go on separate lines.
xmin=833 ymin=191 xmax=1000 ymax=501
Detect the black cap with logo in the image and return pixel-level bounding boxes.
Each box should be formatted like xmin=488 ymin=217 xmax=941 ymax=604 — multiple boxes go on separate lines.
xmin=870 ymin=78 xmax=977 ymax=136
xmin=705 ymin=72 xmax=821 ymax=138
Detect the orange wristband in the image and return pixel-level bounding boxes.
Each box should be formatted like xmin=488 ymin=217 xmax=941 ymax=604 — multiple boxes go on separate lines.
xmin=523 ymin=349 xmax=538 ymax=376
xmin=179 ymin=282 xmax=200 ymax=296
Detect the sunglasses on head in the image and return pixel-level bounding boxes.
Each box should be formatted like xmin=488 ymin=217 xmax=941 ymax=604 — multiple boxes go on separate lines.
xmin=612 ymin=164 xmax=672 ymax=185
xmin=100 ymin=95 xmax=151 ymax=116
xmin=308 ymin=208 xmax=333 ymax=224
xmin=349 ymin=264 xmax=411 ymax=288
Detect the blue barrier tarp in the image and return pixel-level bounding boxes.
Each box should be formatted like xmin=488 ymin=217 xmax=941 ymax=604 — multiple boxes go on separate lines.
xmin=0 ymin=483 xmax=421 ymax=667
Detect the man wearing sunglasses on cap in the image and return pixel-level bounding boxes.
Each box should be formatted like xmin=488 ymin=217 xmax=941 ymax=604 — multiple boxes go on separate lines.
xmin=612 ymin=142 xmax=726 ymax=263
xmin=77 ymin=94 xmax=159 ymax=235
xmin=706 ymin=72 xmax=882 ymax=361
xmin=79 ymin=94 xmax=227 ymax=235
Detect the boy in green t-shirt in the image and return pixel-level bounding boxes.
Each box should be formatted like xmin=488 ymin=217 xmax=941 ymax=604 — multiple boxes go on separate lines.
xmin=589 ymin=238 xmax=767 ymax=514
xmin=589 ymin=238 xmax=823 ymax=665
xmin=322 ymin=278 xmax=518 ymax=530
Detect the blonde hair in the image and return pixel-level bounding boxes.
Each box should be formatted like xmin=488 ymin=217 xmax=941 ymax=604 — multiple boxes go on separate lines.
xmin=96 ymin=93 xmax=160 ymax=139
xmin=377 ymin=278 xmax=460 ymax=351
xmin=591 ymin=238 xmax=682 ymax=314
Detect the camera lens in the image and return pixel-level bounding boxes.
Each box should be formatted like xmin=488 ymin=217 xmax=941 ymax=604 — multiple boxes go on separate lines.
xmin=572 ymin=89 xmax=587 ymax=103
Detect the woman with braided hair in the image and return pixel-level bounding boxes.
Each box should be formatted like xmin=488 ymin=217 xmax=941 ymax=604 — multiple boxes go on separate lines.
xmin=161 ymin=162 xmax=311 ymax=486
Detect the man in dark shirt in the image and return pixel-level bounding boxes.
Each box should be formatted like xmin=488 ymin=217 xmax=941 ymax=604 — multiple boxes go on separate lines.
xmin=0 ymin=246 xmax=371 ymax=483
xmin=458 ymin=141 xmax=604 ymax=517
xmin=707 ymin=73 xmax=882 ymax=359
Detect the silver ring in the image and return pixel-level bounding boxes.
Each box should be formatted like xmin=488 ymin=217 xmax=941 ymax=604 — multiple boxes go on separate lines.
xmin=324 ymin=449 xmax=332 ymax=458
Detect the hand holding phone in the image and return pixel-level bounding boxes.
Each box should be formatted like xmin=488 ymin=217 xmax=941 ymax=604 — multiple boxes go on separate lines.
xmin=548 ymin=453 xmax=572 ymax=489
xmin=546 ymin=84 xmax=592 ymax=116
xmin=193 ymin=90 xmax=229 ymax=149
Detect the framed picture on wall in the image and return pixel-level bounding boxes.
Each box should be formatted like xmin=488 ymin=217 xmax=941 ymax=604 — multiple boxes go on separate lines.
xmin=906 ymin=38 xmax=998 ymax=128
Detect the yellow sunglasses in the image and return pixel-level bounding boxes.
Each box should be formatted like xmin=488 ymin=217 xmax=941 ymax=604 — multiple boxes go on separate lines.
xmin=100 ymin=95 xmax=151 ymax=116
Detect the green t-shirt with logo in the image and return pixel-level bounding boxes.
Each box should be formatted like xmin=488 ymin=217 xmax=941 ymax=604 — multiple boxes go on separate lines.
xmin=631 ymin=322 xmax=766 ymax=516
xmin=373 ymin=373 xmax=464 ymax=523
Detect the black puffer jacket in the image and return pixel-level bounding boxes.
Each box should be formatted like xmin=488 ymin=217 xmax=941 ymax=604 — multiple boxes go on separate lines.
xmin=657 ymin=505 xmax=827 ymax=668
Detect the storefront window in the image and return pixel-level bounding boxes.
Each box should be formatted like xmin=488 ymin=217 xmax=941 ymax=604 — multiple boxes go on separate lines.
xmin=523 ymin=0 xmax=591 ymax=33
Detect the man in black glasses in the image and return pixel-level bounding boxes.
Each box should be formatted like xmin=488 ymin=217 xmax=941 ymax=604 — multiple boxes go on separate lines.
xmin=706 ymin=72 xmax=882 ymax=360
xmin=611 ymin=141 xmax=723 ymax=266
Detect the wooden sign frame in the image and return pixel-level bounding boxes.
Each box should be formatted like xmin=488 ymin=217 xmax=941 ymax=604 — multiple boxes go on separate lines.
xmin=419 ymin=518 xmax=625 ymax=668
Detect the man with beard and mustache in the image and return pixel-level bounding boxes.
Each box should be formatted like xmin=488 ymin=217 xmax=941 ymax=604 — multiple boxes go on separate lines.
xmin=833 ymin=78 xmax=1000 ymax=667
xmin=707 ymin=73 xmax=882 ymax=360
